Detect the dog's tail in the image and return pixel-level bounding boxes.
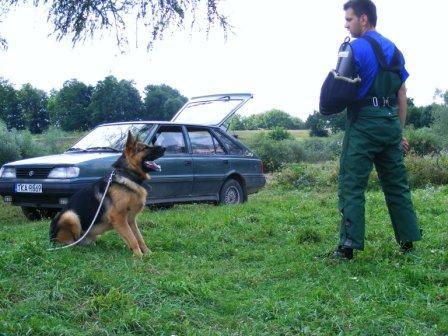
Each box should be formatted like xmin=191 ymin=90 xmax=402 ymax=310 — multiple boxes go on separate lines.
xmin=49 ymin=210 xmax=82 ymax=244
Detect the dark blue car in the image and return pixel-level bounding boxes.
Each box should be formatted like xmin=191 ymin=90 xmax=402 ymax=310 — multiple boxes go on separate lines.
xmin=0 ymin=93 xmax=265 ymax=220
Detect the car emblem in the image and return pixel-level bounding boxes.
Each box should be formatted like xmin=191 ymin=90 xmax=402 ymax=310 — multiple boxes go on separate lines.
xmin=29 ymin=170 xmax=34 ymax=177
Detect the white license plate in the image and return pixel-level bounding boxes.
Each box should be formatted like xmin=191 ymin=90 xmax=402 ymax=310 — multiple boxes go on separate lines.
xmin=15 ymin=183 xmax=43 ymax=193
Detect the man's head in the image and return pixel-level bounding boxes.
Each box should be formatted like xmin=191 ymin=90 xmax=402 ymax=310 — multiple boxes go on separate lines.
xmin=343 ymin=0 xmax=377 ymax=38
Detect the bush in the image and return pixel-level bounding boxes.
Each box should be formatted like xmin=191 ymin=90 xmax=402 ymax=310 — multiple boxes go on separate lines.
xmin=244 ymin=132 xmax=305 ymax=172
xmin=272 ymin=162 xmax=339 ymax=190
xmin=271 ymin=154 xmax=448 ymax=191
xmin=432 ymin=105 xmax=448 ymax=150
xmin=267 ymin=127 xmax=292 ymax=141
xmin=301 ymin=133 xmax=343 ymax=163
xmin=0 ymin=123 xmax=20 ymax=165
xmin=405 ymin=127 xmax=442 ymax=156
xmin=405 ymin=154 xmax=448 ymax=188
xmin=38 ymin=126 xmax=73 ymax=154
xmin=0 ymin=122 xmax=47 ymax=165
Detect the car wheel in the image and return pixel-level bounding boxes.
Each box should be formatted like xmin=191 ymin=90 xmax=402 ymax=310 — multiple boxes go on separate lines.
xmin=219 ymin=179 xmax=244 ymax=205
xmin=21 ymin=207 xmax=58 ymax=221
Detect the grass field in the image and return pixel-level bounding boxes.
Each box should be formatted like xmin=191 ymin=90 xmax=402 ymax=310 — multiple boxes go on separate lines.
xmin=232 ymin=129 xmax=309 ymax=141
xmin=0 ymin=185 xmax=447 ymax=335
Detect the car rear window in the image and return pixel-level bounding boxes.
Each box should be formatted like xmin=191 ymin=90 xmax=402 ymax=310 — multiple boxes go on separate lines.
xmin=188 ymin=128 xmax=225 ymax=155
xmin=214 ymin=130 xmax=245 ymax=155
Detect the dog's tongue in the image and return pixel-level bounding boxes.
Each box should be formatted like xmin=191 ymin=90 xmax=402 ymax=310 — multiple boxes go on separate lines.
xmin=144 ymin=161 xmax=161 ymax=172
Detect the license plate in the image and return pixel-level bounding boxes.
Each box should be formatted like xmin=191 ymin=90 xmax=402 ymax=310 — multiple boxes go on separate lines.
xmin=15 ymin=183 xmax=43 ymax=193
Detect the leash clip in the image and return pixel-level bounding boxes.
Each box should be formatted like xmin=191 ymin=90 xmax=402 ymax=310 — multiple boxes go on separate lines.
xmin=108 ymin=169 xmax=116 ymax=183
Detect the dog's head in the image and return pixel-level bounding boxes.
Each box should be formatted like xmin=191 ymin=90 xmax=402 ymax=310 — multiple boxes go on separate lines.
xmin=116 ymin=131 xmax=165 ymax=178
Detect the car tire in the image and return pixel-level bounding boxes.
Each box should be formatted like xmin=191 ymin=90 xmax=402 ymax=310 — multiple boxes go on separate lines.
xmin=219 ymin=179 xmax=244 ymax=205
xmin=21 ymin=207 xmax=58 ymax=221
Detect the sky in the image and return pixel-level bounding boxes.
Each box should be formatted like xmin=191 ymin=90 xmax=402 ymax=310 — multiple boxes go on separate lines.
xmin=0 ymin=0 xmax=447 ymax=121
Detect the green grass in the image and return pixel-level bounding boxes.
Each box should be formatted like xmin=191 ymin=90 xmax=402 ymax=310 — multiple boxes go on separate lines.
xmin=232 ymin=129 xmax=309 ymax=141
xmin=0 ymin=186 xmax=447 ymax=335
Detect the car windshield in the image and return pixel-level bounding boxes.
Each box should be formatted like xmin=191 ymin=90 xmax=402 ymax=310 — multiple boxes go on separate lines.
xmin=67 ymin=124 xmax=154 ymax=152
xmin=173 ymin=98 xmax=243 ymax=125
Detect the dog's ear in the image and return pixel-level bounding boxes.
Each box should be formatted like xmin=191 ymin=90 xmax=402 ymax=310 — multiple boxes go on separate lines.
xmin=125 ymin=131 xmax=136 ymax=154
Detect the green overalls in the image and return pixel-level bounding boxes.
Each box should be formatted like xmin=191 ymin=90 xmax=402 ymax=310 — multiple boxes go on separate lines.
xmin=337 ymin=46 xmax=422 ymax=250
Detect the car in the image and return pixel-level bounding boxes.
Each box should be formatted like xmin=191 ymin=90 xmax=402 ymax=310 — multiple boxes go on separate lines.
xmin=0 ymin=93 xmax=266 ymax=220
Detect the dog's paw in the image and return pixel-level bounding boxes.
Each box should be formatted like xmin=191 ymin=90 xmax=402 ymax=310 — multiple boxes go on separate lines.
xmin=132 ymin=249 xmax=144 ymax=257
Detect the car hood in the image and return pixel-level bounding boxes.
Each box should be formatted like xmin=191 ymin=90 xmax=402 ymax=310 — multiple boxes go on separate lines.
xmin=4 ymin=152 xmax=120 ymax=167
xmin=171 ymin=93 xmax=253 ymax=127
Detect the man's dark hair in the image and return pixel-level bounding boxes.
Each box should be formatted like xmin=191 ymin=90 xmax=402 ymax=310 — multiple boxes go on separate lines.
xmin=343 ymin=0 xmax=377 ymax=27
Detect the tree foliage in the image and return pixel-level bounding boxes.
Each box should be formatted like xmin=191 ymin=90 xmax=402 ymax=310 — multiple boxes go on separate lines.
xmin=48 ymin=79 xmax=93 ymax=131
xmin=88 ymin=76 xmax=143 ymax=125
xmin=0 ymin=79 xmax=23 ymax=130
xmin=0 ymin=0 xmax=229 ymax=50
xmin=16 ymin=84 xmax=49 ymax=134
xmin=229 ymin=109 xmax=306 ymax=131
xmin=143 ymin=84 xmax=187 ymax=121
xmin=306 ymin=111 xmax=329 ymax=137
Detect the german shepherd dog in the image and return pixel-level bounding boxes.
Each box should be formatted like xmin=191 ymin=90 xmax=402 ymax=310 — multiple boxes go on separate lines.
xmin=49 ymin=131 xmax=165 ymax=256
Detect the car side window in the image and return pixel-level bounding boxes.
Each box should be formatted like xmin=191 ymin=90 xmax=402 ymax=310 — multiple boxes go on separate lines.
xmin=188 ymin=128 xmax=224 ymax=155
xmin=153 ymin=126 xmax=186 ymax=154
xmin=214 ymin=130 xmax=244 ymax=155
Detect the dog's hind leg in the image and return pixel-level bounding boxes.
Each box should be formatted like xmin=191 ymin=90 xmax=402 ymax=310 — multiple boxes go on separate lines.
xmin=128 ymin=214 xmax=149 ymax=254
xmin=109 ymin=212 xmax=142 ymax=256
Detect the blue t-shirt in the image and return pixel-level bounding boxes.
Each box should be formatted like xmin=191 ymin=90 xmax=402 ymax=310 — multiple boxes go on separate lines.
xmin=350 ymin=30 xmax=409 ymax=99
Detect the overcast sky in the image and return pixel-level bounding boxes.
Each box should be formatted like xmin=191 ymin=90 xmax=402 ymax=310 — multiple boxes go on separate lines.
xmin=1 ymin=0 xmax=447 ymax=121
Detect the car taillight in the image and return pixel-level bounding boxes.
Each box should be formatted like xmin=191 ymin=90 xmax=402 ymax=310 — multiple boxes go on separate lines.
xmin=260 ymin=162 xmax=264 ymax=174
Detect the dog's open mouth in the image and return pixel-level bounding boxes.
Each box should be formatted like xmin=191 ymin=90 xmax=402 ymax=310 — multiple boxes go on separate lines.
xmin=144 ymin=161 xmax=161 ymax=172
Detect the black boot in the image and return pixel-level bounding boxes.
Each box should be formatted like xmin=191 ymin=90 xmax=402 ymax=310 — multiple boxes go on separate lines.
xmin=331 ymin=245 xmax=353 ymax=260
xmin=400 ymin=242 xmax=414 ymax=254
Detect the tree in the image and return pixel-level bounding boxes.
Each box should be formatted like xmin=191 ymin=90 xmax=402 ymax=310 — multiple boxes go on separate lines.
xmin=17 ymin=84 xmax=49 ymax=134
xmin=228 ymin=114 xmax=245 ymax=130
xmin=290 ymin=116 xmax=306 ymax=130
xmin=326 ymin=111 xmax=347 ymax=133
xmin=0 ymin=79 xmax=24 ymax=130
xmin=0 ymin=0 xmax=229 ymax=50
xmin=89 ymin=76 xmax=143 ymax=125
xmin=434 ymin=88 xmax=448 ymax=105
xmin=258 ymin=109 xmax=294 ymax=129
xmin=306 ymin=111 xmax=329 ymax=137
xmin=143 ymin=84 xmax=187 ymax=121
xmin=432 ymin=104 xmax=448 ymax=147
xmin=49 ymin=79 xmax=93 ymax=131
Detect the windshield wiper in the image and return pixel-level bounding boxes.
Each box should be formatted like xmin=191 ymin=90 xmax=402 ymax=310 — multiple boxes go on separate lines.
xmin=66 ymin=147 xmax=86 ymax=152
xmin=85 ymin=146 xmax=121 ymax=152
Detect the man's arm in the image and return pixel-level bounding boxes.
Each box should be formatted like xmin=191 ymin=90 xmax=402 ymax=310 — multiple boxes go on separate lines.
xmin=397 ymin=82 xmax=410 ymax=153
xmin=397 ymin=82 xmax=407 ymax=129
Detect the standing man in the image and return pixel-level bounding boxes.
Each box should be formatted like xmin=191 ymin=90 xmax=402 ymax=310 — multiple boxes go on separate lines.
xmin=333 ymin=0 xmax=422 ymax=260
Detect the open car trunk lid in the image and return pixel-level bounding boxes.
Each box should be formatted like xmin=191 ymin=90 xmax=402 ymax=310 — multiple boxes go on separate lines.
xmin=170 ymin=93 xmax=253 ymax=127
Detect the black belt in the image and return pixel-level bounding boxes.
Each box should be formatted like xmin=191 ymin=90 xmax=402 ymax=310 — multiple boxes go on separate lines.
xmin=358 ymin=96 xmax=397 ymax=108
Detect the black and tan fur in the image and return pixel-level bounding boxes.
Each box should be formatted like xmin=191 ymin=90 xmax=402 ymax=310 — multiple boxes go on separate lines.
xmin=49 ymin=131 xmax=165 ymax=256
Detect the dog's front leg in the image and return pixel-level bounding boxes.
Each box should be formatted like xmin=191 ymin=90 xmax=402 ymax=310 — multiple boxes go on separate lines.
xmin=109 ymin=212 xmax=142 ymax=256
xmin=128 ymin=214 xmax=149 ymax=254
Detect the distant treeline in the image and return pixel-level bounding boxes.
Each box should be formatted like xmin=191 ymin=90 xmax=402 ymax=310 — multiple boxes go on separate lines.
xmin=0 ymin=76 xmax=188 ymax=133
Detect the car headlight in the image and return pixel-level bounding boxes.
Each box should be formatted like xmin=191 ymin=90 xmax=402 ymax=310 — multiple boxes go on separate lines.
xmin=48 ymin=167 xmax=80 ymax=179
xmin=0 ymin=167 xmax=16 ymax=178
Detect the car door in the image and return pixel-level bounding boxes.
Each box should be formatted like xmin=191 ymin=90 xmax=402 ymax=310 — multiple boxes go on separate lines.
xmin=145 ymin=125 xmax=193 ymax=201
xmin=187 ymin=126 xmax=229 ymax=197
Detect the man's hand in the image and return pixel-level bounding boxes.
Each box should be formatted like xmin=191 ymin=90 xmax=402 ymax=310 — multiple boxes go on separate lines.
xmin=402 ymin=137 xmax=410 ymax=154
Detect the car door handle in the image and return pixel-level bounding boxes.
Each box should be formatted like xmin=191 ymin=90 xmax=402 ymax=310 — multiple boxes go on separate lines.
xmin=184 ymin=160 xmax=192 ymax=166
xmin=223 ymin=160 xmax=229 ymax=164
